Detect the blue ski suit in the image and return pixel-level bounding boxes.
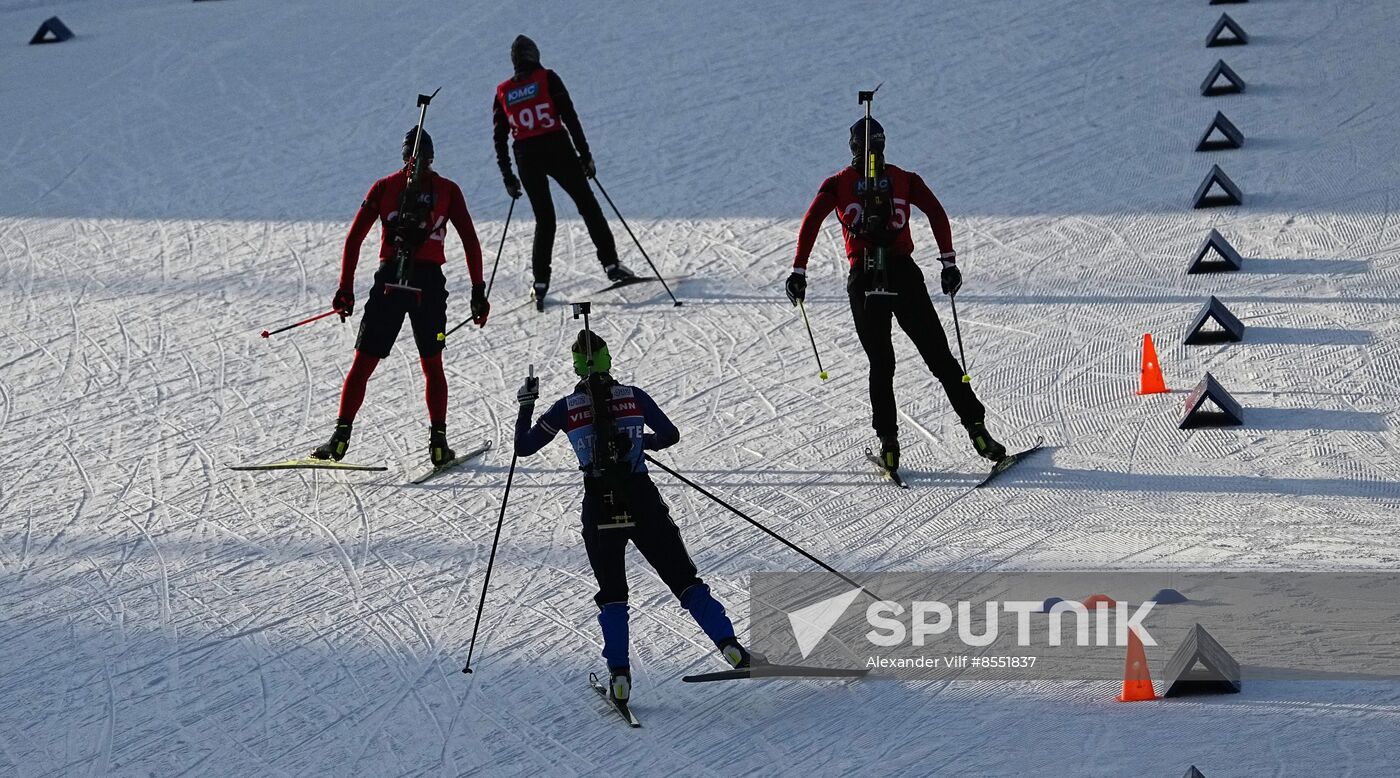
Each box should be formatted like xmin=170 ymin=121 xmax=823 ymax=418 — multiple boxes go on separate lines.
xmin=515 ymin=376 xmax=736 ymax=670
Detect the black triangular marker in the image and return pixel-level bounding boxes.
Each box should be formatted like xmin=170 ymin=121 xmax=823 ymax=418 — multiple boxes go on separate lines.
xmin=1179 ymin=374 xmax=1245 ymax=429
xmin=1207 ymin=13 xmax=1249 ymax=47
xmin=1184 ymin=296 xmax=1246 ymax=345
xmin=1192 ymin=165 xmax=1243 ymax=208
xmin=1201 ymin=60 xmax=1246 ymax=96
xmin=1164 ymin=623 xmax=1242 ymax=694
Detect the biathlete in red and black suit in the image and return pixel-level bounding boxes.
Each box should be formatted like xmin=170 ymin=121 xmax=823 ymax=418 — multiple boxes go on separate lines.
xmin=493 ymin=35 xmax=635 ymax=307
xmin=311 ymin=128 xmax=490 ymax=466
xmin=785 ymin=117 xmax=1005 ymax=471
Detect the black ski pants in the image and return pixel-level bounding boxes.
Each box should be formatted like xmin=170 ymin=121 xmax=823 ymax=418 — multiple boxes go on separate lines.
xmin=847 ymin=255 xmax=985 ymax=438
xmin=356 ymin=261 xmax=448 ymax=358
xmin=581 ymin=473 xmax=702 ymax=609
xmin=514 ymin=133 xmax=618 ymax=286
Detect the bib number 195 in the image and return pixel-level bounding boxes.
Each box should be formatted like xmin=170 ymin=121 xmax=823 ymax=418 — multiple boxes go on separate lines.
xmin=510 ymin=103 xmax=557 ymax=134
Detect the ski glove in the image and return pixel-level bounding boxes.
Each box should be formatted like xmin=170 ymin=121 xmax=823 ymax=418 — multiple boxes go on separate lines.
xmin=333 ymin=288 xmax=355 ymax=320
xmin=785 ymin=271 xmax=807 ymax=306
xmin=580 ymin=155 xmax=596 ymax=179
xmin=516 ymin=374 xmax=540 ymax=407
xmin=470 ymin=282 xmax=491 ymax=327
xmin=940 ymin=262 xmax=962 ymax=296
xmin=504 ymin=174 xmax=522 ymax=200
xmin=611 ymin=432 xmax=633 ymax=459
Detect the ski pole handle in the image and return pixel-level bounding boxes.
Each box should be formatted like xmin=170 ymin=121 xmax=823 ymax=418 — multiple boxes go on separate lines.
xmin=260 ymin=308 xmax=340 ymax=339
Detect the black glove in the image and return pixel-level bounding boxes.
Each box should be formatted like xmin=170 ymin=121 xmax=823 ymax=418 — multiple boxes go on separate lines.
xmin=333 ymin=288 xmax=354 ymax=320
xmin=517 ymin=373 xmax=540 ymax=407
xmin=580 ymin=155 xmax=596 ymax=179
xmin=611 ymin=431 xmax=635 ymax=459
xmin=470 ymin=282 xmax=490 ymax=327
xmin=940 ymin=263 xmax=962 ymax=296
xmin=785 ymin=271 xmax=807 ymax=306
xmin=504 ymin=174 xmax=522 ymax=200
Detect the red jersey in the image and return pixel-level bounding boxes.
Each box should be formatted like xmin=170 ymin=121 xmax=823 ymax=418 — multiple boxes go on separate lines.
xmin=339 ymin=170 xmax=484 ymax=289
xmin=495 ymin=69 xmax=565 ymax=141
xmin=792 ymin=164 xmax=955 ymax=270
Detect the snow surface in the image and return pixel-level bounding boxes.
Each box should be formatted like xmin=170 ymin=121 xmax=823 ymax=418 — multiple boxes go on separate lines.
xmin=3 ymin=0 xmax=1400 ymax=775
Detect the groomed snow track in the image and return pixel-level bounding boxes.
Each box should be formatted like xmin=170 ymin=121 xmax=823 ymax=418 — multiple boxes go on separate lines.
xmin=3 ymin=0 xmax=1400 ymax=775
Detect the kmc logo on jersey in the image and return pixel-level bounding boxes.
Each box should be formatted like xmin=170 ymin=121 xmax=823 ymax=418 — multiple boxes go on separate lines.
xmin=506 ymin=83 xmax=539 ymax=104
xmin=854 ymin=177 xmax=891 ymax=195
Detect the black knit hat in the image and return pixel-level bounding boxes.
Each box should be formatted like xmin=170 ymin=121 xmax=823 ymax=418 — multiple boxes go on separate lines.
xmin=849 ymin=117 xmax=885 ymax=158
xmin=402 ymin=128 xmax=433 ymax=162
xmin=511 ymin=35 xmax=540 ymax=71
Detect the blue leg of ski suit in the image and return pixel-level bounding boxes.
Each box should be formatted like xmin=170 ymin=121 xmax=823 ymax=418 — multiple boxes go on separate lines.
xmin=586 ymin=474 xmax=736 ymax=669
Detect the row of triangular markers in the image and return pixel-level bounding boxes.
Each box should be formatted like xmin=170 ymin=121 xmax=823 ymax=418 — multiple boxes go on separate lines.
xmin=1123 ymin=17 xmax=1249 ymax=766
xmin=1142 ymin=1 xmax=1254 ymax=430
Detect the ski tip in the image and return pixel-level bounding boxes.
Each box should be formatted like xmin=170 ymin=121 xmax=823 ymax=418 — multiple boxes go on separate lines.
xmin=259 ymin=330 xmax=270 ymax=338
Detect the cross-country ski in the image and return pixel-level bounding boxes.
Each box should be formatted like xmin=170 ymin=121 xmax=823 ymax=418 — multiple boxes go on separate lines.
xmin=589 ymin=672 xmax=642 ymax=728
xmin=595 ymin=274 xmax=693 ymax=295
xmin=228 ymin=458 xmax=388 ymax=473
xmin=407 ymin=439 xmax=494 ymax=484
xmin=864 ymin=447 xmax=909 ymax=488
xmin=976 ymin=437 xmax=1046 ymax=489
xmin=682 ymin=664 xmax=871 ymax=683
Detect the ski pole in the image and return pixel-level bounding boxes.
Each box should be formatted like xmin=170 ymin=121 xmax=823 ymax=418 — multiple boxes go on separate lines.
xmin=445 ymin=199 xmax=515 ymax=338
xmin=797 ymin=300 xmax=829 ymax=381
xmin=461 ymin=449 xmax=517 ymax=674
xmin=259 ymin=308 xmax=340 ymax=339
xmin=948 ymin=294 xmax=972 ymax=383
xmin=485 ymin=197 xmax=515 ymax=299
xmin=462 ymin=365 xmax=533 ymax=674
xmin=644 ymin=454 xmax=877 ymax=600
xmin=590 ymin=177 xmax=682 ymax=307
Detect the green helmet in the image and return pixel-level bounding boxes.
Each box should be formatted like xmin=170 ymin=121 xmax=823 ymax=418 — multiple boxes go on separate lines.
xmin=571 ymin=330 xmax=611 ymax=377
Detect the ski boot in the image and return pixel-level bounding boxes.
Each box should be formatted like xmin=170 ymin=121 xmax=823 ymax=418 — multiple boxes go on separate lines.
xmin=608 ymin=666 xmax=631 ymax=702
xmin=429 ymin=424 xmax=455 ymax=467
xmin=310 ymin=421 xmax=352 ymax=461
xmin=604 ymin=263 xmax=638 ymax=283
xmin=878 ymin=433 xmax=900 ymax=473
xmin=965 ymin=420 xmax=1006 ymax=462
xmin=719 ymin=637 xmax=766 ymax=669
xmin=531 ymin=282 xmax=548 ymax=312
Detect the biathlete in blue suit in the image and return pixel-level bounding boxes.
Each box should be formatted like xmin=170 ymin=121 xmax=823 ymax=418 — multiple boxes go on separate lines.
xmin=514 ymin=330 xmax=757 ymax=704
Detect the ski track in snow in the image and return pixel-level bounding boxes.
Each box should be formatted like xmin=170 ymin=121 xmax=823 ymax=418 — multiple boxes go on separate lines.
xmin=3 ymin=0 xmax=1400 ymax=775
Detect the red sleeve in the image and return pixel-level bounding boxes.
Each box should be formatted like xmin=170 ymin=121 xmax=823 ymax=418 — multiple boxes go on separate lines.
xmin=907 ymin=172 xmax=955 ymax=259
xmin=447 ymin=182 xmax=484 ymax=286
xmin=339 ymin=181 xmax=381 ymax=290
xmin=793 ymin=177 xmax=839 ymax=271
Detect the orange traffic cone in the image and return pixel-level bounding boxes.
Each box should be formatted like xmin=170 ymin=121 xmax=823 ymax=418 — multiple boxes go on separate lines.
xmin=1116 ymin=628 xmax=1157 ymax=702
xmin=1138 ymin=334 xmax=1168 ymax=395
xmin=1083 ymin=593 xmax=1117 ymax=609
